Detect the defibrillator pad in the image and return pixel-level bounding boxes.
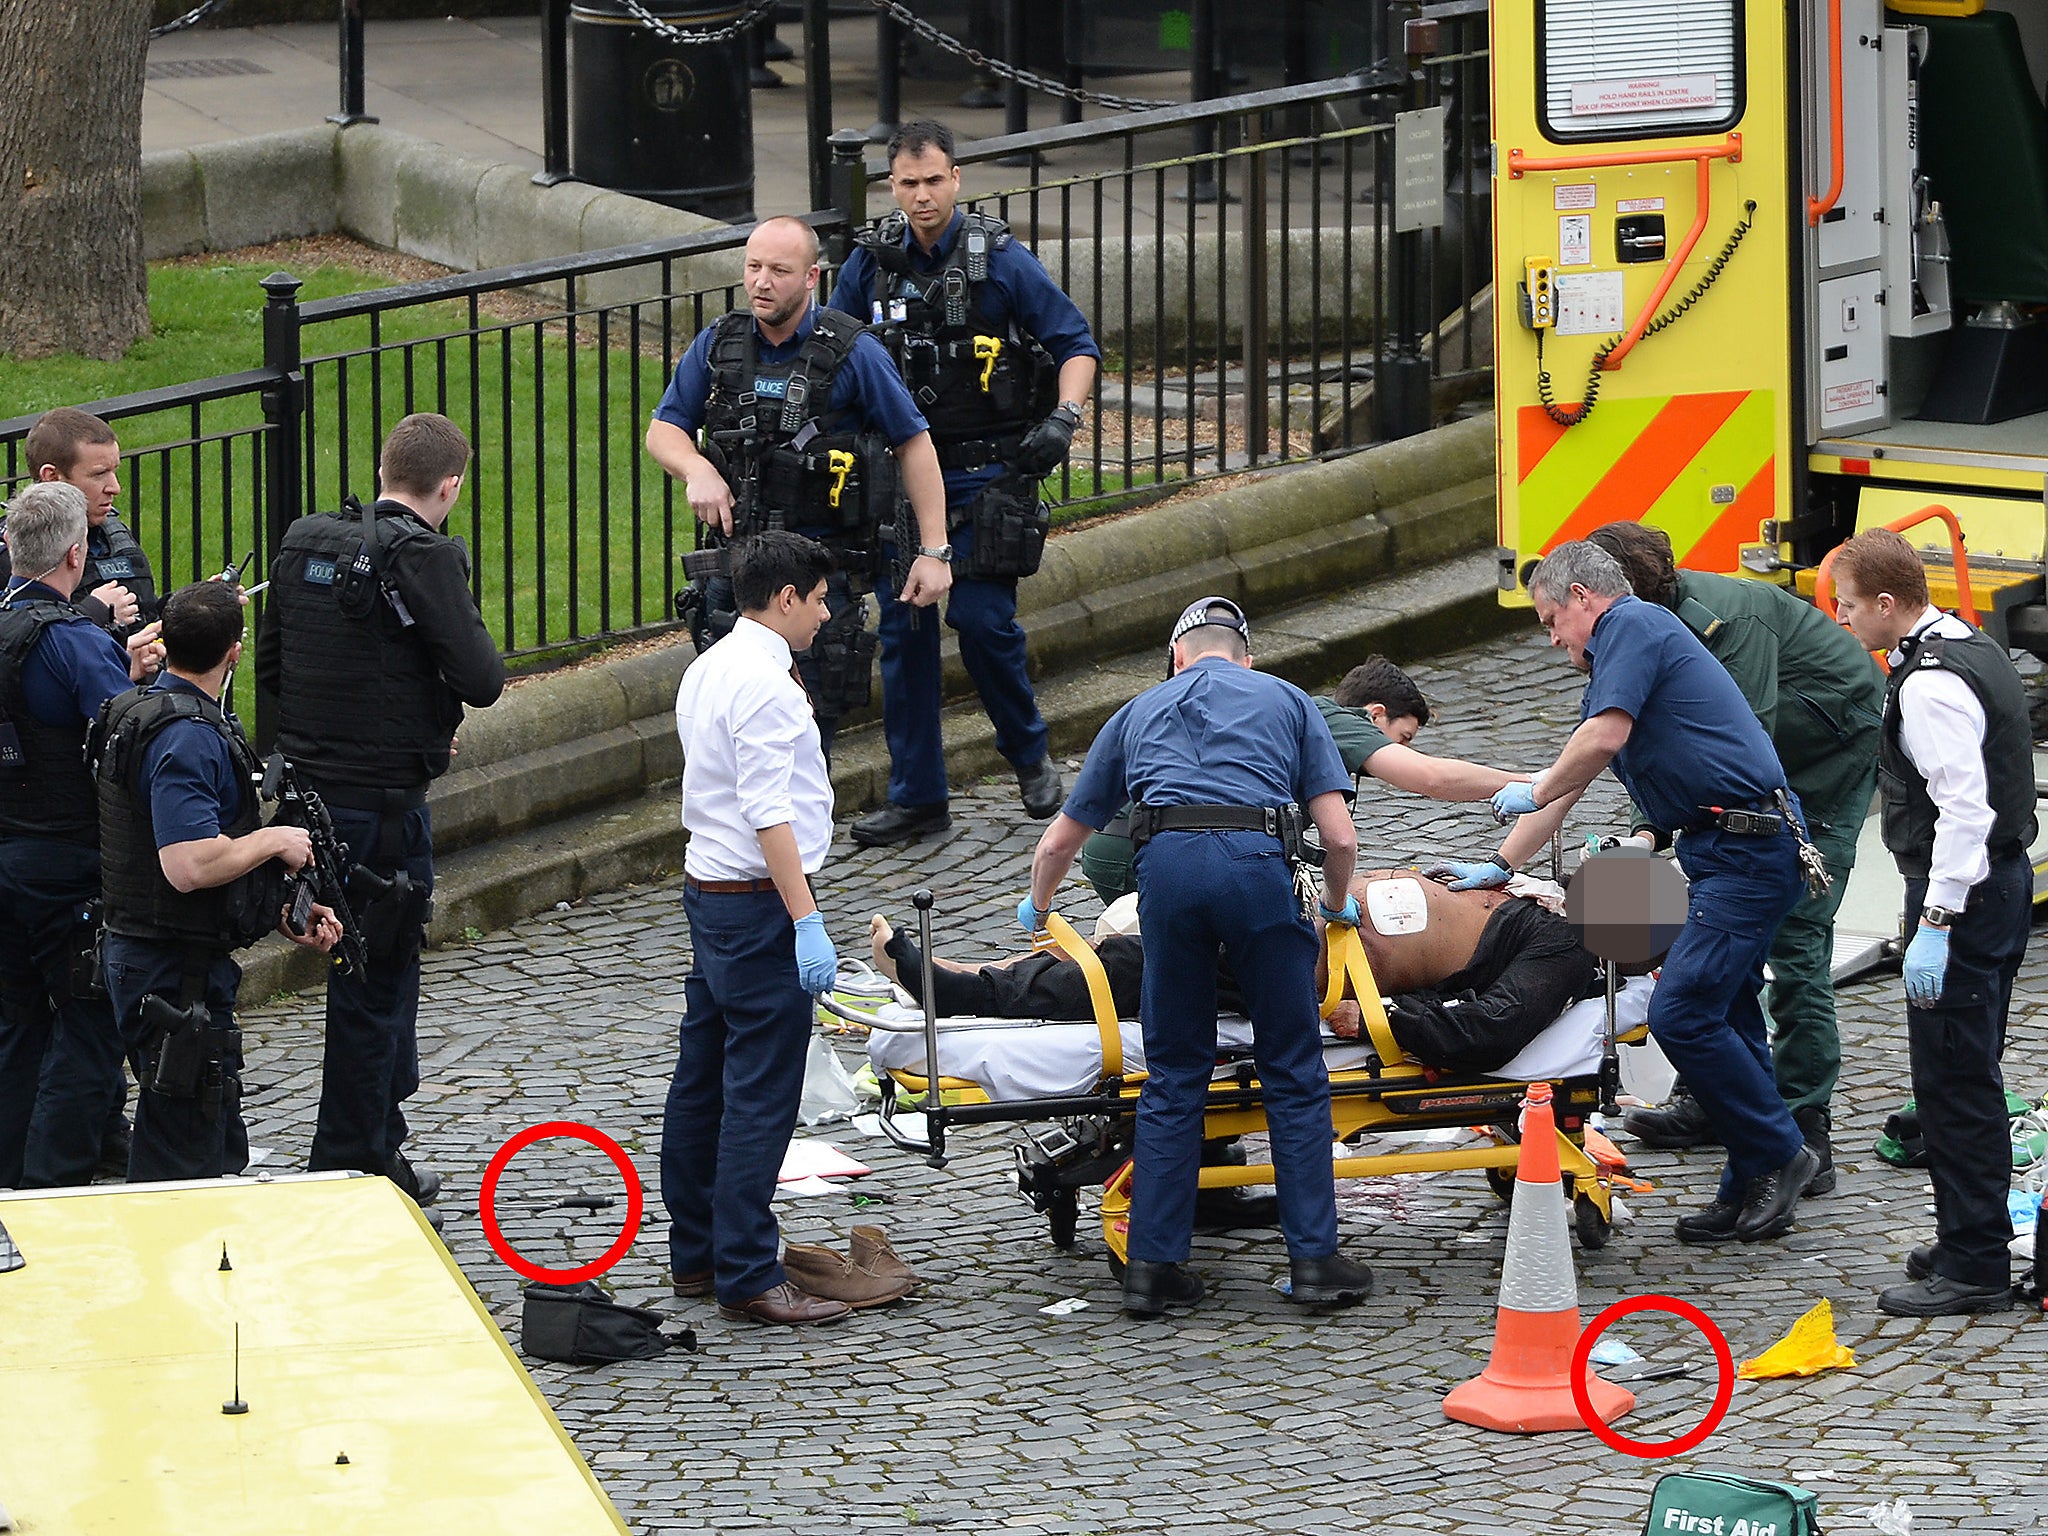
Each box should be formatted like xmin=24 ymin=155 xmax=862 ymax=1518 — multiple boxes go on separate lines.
xmin=1365 ymin=877 xmax=1429 ymax=936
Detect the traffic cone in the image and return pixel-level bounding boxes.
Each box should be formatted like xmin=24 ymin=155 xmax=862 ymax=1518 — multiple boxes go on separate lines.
xmin=1443 ymin=1082 xmax=1635 ymax=1433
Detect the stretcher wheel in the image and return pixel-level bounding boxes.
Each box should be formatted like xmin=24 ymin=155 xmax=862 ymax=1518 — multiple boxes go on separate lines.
xmin=1574 ymin=1192 xmax=1611 ymax=1250
xmin=1485 ymin=1166 xmax=1516 ymax=1204
xmin=1047 ymin=1189 xmax=1078 ymax=1249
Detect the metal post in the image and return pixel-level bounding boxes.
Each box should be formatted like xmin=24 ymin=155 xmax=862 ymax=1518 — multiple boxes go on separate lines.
xmin=256 ymin=272 xmax=306 ymax=755
xmin=1059 ymin=0 xmax=1082 ymax=126
xmin=1244 ymin=116 xmax=1268 ymax=460
xmin=1188 ymin=0 xmax=1219 ymax=202
xmin=828 ymin=127 xmax=871 ymax=264
xmin=803 ymin=0 xmax=835 ymax=213
xmin=912 ymin=889 xmax=948 ymax=1167
xmin=1002 ymin=0 xmax=1028 ymax=136
xmin=750 ymin=22 xmax=784 ymax=89
xmin=960 ymin=0 xmax=1002 ymax=108
xmin=534 ymin=0 xmax=572 ymax=185
xmin=1377 ymin=9 xmax=1434 ymax=442
xmin=327 ymin=0 xmax=377 ymax=127
xmin=868 ymin=5 xmax=902 ymax=142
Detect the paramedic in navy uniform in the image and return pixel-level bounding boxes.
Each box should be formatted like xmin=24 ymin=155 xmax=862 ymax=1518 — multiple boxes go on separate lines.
xmin=1019 ymin=597 xmax=1379 ymax=1317
xmin=1485 ymin=542 xmax=1820 ymax=1245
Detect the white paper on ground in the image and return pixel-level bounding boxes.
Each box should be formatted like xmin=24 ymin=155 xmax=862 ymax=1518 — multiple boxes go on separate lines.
xmin=773 ymin=1175 xmax=843 ymax=1198
xmin=1039 ymin=1297 xmax=1090 ymax=1315
xmin=778 ymin=1140 xmax=872 ymax=1182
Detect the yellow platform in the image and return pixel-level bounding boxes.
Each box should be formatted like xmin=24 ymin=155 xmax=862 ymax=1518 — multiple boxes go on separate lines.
xmin=0 ymin=1174 xmax=629 ymax=1535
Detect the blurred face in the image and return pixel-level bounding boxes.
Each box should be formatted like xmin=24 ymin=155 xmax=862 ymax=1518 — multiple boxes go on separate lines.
xmin=42 ymin=440 xmax=120 ymax=526
xmin=1533 ymin=583 xmax=1602 ymax=670
xmin=742 ymin=226 xmax=819 ymax=333
xmin=889 ymin=145 xmax=961 ymax=247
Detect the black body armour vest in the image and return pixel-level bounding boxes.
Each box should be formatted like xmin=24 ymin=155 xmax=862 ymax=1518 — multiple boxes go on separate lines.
xmin=1879 ymin=624 xmax=2037 ymax=877
xmin=0 ymin=593 xmax=103 ymax=845
xmin=91 ymin=686 xmax=280 ymax=949
xmin=700 ymin=309 xmax=896 ymax=582
xmin=850 ymin=211 xmax=1058 ymax=461
xmin=85 ymin=515 xmax=158 ymax=625
xmin=270 ymin=501 xmax=465 ymax=790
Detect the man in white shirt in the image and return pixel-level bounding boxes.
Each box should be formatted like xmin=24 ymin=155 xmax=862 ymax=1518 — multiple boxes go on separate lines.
xmin=663 ymin=531 xmax=849 ymax=1327
xmin=1833 ymin=527 xmax=2033 ymax=1317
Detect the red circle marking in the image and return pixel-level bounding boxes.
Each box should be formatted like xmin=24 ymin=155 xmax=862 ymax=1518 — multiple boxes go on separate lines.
xmin=1572 ymin=1294 xmax=1735 ymax=1458
xmin=479 ymin=1121 xmax=644 ymax=1284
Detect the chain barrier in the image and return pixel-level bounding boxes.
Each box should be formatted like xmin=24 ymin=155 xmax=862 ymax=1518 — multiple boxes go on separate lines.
xmin=150 ymin=0 xmax=233 ymax=38
xmin=861 ymin=0 xmax=1175 ymax=114
xmin=611 ymin=0 xmax=782 ymax=45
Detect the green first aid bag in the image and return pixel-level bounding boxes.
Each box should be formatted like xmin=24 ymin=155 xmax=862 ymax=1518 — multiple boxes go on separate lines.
xmin=1642 ymin=1471 xmax=1824 ymax=1536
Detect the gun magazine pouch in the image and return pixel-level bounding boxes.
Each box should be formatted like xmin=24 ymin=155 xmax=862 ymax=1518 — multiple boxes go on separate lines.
xmin=807 ymin=600 xmax=878 ymax=716
xmin=521 ymin=1281 xmax=696 ymax=1364
xmin=345 ymin=865 xmax=433 ymax=965
xmin=952 ymin=476 xmax=1049 ymax=581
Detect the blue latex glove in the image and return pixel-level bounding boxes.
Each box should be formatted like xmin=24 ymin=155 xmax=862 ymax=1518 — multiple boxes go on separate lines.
xmin=1018 ymin=894 xmax=1049 ymax=934
xmin=1490 ymin=780 xmax=1541 ymax=824
xmin=1318 ymin=893 xmax=1362 ymax=928
xmin=793 ymin=911 xmax=838 ymax=995
xmin=1903 ymin=922 xmax=1950 ymax=1007
xmin=1422 ymin=859 xmax=1512 ymax=892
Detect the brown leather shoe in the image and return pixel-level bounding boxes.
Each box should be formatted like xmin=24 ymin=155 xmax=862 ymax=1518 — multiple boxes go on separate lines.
xmin=849 ymin=1225 xmax=919 ymax=1289
xmin=671 ymin=1268 xmax=713 ymax=1298
xmin=782 ymin=1242 xmax=916 ymax=1309
xmin=717 ymin=1282 xmax=851 ymax=1326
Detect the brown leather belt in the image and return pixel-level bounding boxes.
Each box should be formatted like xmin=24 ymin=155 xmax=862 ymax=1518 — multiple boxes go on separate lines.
xmin=685 ymin=876 xmax=780 ymax=894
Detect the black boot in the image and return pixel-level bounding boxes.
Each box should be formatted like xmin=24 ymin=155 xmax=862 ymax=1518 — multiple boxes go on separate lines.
xmin=1793 ymin=1106 xmax=1836 ymax=1196
xmin=1122 ymin=1259 xmax=1204 ymax=1317
xmin=1622 ymin=1081 xmax=1719 ymax=1149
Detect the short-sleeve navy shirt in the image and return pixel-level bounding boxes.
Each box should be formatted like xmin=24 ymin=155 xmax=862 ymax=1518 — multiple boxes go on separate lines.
xmin=1580 ymin=594 xmax=1788 ymax=833
xmin=651 ymin=303 xmax=929 ymax=448
xmin=136 ymin=676 xmax=246 ymax=849
xmin=5 ymin=580 xmax=135 ymax=727
xmin=1065 ymin=658 xmax=1352 ymax=829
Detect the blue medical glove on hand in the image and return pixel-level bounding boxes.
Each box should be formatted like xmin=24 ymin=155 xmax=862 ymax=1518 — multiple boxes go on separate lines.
xmin=1318 ymin=893 xmax=1363 ymax=928
xmin=1490 ymin=781 xmax=1541 ymax=824
xmin=1018 ymin=894 xmax=1049 ymax=934
xmin=1422 ymin=858 xmax=1512 ymax=891
xmin=1903 ymin=923 xmax=1950 ymax=1007
xmin=793 ymin=911 xmax=839 ymax=995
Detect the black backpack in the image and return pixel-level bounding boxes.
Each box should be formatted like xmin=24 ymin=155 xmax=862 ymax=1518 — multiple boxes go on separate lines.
xmin=520 ymin=1281 xmax=696 ymax=1364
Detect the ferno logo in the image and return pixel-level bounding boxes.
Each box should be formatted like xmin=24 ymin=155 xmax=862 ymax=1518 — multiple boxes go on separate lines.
xmin=645 ymin=59 xmax=694 ymax=112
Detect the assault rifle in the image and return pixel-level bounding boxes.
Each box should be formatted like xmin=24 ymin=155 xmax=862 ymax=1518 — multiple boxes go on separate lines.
xmin=261 ymin=752 xmax=369 ymax=979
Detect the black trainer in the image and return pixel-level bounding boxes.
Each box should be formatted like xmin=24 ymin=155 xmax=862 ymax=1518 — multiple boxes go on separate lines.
xmin=1622 ymin=1087 xmax=1719 ymax=1149
xmin=1734 ymin=1144 xmax=1821 ymax=1242
xmin=1017 ymin=757 xmax=1064 ymax=819
xmin=851 ymin=802 xmax=951 ymax=848
xmin=1122 ymin=1259 xmax=1205 ymax=1317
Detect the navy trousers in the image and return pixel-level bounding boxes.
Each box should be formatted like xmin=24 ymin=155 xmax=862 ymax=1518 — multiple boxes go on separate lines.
xmin=661 ymin=885 xmax=812 ymax=1306
xmin=0 ymin=839 xmax=124 ymax=1188
xmin=1129 ymin=831 xmax=1339 ymax=1265
xmin=1906 ymin=853 xmax=2031 ymax=1288
xmin=1658 ymin=826 xmax=1808 ymax=1200
xmin=309 ymin=803 xmax=433 ymax=1178
xmin=104 ymin=934 xmax=247 ymax=1183
xmin=875 ymin=523 xmax=1049 ymax=809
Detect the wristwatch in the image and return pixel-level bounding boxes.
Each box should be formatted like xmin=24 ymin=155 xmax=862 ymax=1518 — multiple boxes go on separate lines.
xmin=1054 ymin=400 xmax=1084 ymax=423
xmin=1919 ymin=905 xmax=1958 ymax=929
xmin=917 ymin=544 xmax=953 ymax=563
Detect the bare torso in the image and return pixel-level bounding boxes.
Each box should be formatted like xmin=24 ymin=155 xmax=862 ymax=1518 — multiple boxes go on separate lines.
xmin=1343 ymin=870 xmax=1514 ymax=994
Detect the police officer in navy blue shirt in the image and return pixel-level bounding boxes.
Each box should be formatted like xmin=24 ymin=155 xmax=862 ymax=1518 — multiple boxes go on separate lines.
xmin=1022 ymin=598 xmax=1378 ymax=1317
xmin=647 ymin=216 xmax=953 ymax=753
xmin=0 ymin=484 xmax=163 ymax=1188
xmin=831 ymin=119 xmax=1102 ymax=847
xmin=1483 ymin=542 xmax=1821 ymax=1245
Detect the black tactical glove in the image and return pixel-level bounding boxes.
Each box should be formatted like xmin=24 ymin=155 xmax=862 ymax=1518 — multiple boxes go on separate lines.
xmin=1011 ymin=403 xmax=1081 ymax=477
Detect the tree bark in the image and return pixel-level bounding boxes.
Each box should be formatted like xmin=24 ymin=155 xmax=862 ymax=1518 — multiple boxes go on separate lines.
xmin=0 ymin=0 xmax=154 ymax=360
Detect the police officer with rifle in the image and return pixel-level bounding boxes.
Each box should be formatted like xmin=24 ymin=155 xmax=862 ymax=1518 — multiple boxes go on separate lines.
xmin=646 ymin=216 xmax=952 ymax=755
xmin=254 ymin=412 xmax=506 ymax=1211
xmin=91 ymin=581 xmax=343 ymax=1182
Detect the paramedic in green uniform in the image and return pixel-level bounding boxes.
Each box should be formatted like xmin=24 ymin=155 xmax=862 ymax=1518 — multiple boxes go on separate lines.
xmin=1588 ymin=521 xmax=1883 ymax=1192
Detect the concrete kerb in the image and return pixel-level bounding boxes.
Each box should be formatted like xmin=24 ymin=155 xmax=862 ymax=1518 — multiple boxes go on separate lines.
xmin=140 ymin=149 xmax=208 ymax=260
xmin=195 ymin=126 xmax=341 ymax=256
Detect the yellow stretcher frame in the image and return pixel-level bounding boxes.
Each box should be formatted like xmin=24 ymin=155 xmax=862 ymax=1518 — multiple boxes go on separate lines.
xmin=878 ymin=919 xmax=1638 ymax=1270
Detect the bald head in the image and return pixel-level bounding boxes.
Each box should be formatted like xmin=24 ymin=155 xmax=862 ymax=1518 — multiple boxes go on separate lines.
xmin=742 ymin=217 xmax=822 ymax=336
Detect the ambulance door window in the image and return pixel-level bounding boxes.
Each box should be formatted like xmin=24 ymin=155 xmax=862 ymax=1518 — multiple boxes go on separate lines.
xmin=1537 ymin=0 xmax=1745 ymax=144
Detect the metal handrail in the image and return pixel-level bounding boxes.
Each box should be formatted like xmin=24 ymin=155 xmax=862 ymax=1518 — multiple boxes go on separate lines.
xmin=1813 ymin=504 xmax=1980 ymax=626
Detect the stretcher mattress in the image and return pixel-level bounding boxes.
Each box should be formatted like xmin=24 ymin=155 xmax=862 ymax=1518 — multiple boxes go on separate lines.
xmin=866 ymin=977 xmax=1656 ymax=1100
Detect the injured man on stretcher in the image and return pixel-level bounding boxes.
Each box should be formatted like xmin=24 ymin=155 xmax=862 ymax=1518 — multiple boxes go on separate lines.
xmin=863 ymin=870 xmax=1655 ymax=1096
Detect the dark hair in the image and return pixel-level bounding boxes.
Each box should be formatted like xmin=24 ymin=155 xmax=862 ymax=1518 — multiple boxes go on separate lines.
xmin=24 ymin=407 xmax=117 ymax=478
xmin=1833 ymin=527 xmax=1930 ymax=607
xmin=886 ymin=118 xmax=956 ymax=167
xmin=1586 ymin=521 xmax=1681 ymax=609
xmin=160 ymin=580 xmax=246 ymax=673
xmin=379 ymin=412 xmax=471 ymax=498
xmin=1330 ymin=655 xmax=1430 ymax=726
xmin=729 ymin=531 xmax=833 ymax=613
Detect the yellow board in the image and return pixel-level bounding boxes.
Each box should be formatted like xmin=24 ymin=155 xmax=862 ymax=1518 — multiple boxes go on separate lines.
xmin=0 ymin=1174 xmax=630 ymax=1536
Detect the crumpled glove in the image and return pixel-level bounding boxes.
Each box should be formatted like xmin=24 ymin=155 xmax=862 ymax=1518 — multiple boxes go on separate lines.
xmin=1017 ymin=894 xmax=1049 ymax=934
xmin=1490 ymin=780 xmax=1540 ymax=824
xmin=1317 ymin=893 xmax=1362 ymax=928
xmin=793 ymin=911 xmax=839 ymax=995
xmin=1012 ymin=407 xmax=1079 ymax=477
xmin=1903 ymin=923 xmax=1949 ymax=1007
xmin=1422 ymin=858 xmax=1512 ymax=891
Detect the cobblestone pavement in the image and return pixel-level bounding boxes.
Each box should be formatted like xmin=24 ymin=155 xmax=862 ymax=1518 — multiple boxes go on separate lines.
xmin=239 ymin=626 xmax=2048 ymax=1536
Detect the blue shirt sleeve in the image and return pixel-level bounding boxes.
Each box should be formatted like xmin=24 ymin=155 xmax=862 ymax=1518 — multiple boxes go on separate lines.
xmin=1293 ymin=693 xmax=1354 ymax=803
xmin=1063 ymin=700 xmax=1136 ymax=829
xmin=831 ymin=332 xmax=930 ymax=447
xmin=142 ymin=719 xmax=241 ymax=849
xmin=20 ymin=617 xmax=134 ymax=727
xmin=1581 ymin=601 xmax=1659 ymax=723
xmin=826 ymin=249 xmax=876 ymax=322
xmin=989 ymin=242 xmax=1100 ymax=368
xmin=651 ymin=326 xmax=720 ymax=433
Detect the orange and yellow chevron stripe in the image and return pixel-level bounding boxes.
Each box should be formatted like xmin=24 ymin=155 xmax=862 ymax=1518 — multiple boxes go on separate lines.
xmin=1517 ymin=390 xmax=1777 ymax=572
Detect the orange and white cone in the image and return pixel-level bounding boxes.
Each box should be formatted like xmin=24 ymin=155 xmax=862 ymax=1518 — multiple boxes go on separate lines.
xmin=1442 ymin=1082 xmax=1635 ymax=1433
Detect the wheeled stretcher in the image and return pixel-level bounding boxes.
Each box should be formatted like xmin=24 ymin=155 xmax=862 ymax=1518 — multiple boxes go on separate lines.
xmin=845 ymin=907 xmax=1654 ymax=1268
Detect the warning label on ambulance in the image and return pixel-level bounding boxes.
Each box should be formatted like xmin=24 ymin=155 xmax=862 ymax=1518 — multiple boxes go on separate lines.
xmin=1616 ymin=197 xmax=1666 ymax=213
xmin=1553 ymin=183 xmax=1597 ymax=211
xmin=1570 ymin=74 xmax=1718 ymax=117
xmin=1824 ymin=378 xmax=1878 ymax=415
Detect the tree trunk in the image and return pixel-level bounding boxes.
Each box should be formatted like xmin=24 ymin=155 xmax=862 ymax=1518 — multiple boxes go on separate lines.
xmin=0 ymin=0 xmax=154 ymax=361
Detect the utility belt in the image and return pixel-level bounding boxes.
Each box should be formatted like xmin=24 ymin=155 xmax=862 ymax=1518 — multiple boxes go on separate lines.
xmin=946 ymin=475 xmax=1049 ymax=582
xmin=1128 ymin=802 xmax=1303 ymax=852
xmin=935 ymin=434 xmax=1026 ymax=475
xmin=136 ymin=958 xmax=239 ymax=1126
xmin=1696 ymin=801 xmax=1787 ymax=837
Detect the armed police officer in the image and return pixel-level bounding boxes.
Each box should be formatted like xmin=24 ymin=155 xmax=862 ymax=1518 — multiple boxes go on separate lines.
xmin=1021 ymin=598 xmax=1378 ymax=1318
xmin=93 ymin=581 xmax=341 ymax=1182
xmin=0 ymin=485 xmax=163 ymax=1188
xmin=831 ymin=119 xmax=1101 ymax=847
xmin=255 ymin=412 xmax=505 ymax=1209
xmin=1 ymin=408 xmax=155 ymax=636
xmin=646 ymin=216 xmax=952 ymax=754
